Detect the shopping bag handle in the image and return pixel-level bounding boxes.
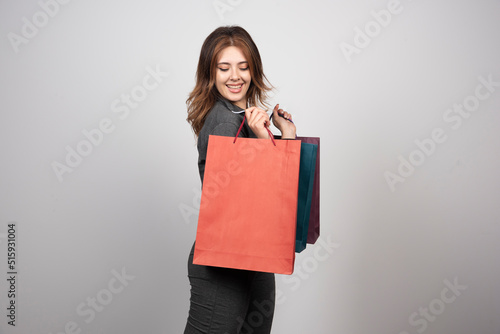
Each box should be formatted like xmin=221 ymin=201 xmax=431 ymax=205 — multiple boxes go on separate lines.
xmin=233 ymin=115 xmax=276 ymax=146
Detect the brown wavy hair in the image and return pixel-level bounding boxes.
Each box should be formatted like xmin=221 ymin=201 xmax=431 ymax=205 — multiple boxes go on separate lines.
xmin=186 ymin=26 xmax=273 ymax=136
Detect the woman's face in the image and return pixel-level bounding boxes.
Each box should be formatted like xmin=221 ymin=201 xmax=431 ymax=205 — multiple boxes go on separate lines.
xmin=215 ymin=46 xmax=251 ymax=109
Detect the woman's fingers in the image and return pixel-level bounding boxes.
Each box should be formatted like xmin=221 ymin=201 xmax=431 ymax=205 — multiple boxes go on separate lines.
xmin=271 ymin=103 xmax=296 ymax=138
xmin=276 ymin=106 xmax=291 ymax=121
xmin=245 ymin=106 xmax=270 ymax=139
xmin=272 ymin=105 xmax=292 ymax=125
xmin=245 ymin=107 xmax=269 ymax=127
xmin=280 ymin=110 xmax=291 ymax=121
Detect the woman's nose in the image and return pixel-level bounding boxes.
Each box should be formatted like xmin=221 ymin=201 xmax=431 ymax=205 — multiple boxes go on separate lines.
xmin=229 ymin=69 xmax=240 ymax=80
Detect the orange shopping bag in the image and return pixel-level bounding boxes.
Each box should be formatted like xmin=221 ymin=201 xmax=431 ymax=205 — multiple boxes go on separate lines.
xmin=193 ymin=122 xmax=301 ymax=275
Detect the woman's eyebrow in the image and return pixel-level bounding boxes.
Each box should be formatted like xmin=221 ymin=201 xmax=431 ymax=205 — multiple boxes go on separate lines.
xmin=217 ymin=61 xmax=249 ymax=65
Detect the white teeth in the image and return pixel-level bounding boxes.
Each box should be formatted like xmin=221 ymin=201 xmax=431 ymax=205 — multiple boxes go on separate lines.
xmin=227 ymin=84 xmax=242 ymax=89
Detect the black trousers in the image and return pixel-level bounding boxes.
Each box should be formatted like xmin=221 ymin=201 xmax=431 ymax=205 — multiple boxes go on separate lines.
xmin=184 ymin=243 xmax=275 ymax=334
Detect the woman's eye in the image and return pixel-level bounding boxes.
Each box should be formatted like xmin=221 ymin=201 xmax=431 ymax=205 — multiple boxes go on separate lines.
xmin=218 ymin=67 xmax=247 ymax=72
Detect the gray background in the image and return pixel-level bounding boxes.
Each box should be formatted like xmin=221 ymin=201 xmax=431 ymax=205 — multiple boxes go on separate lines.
xmin=1 ymin=0 xmax=500 ymax=333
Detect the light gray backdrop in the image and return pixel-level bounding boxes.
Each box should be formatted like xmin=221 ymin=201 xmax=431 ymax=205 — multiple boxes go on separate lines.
xmin=1 ymin=0 xmax=499 ymax=333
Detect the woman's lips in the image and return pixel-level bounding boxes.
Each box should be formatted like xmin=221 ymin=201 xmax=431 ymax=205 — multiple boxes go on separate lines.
xmin=227 ymin=84 xmax=243 ymax=93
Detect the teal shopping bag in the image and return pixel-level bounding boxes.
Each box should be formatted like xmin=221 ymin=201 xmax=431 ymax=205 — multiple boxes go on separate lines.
xmin=295 ymin=142 xmax=318 ymax=253
xmin=296 ymin=137 xmax=320 ymax=244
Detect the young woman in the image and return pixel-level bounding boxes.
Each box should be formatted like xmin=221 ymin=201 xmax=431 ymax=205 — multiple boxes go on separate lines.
xmin=184 ymin=25 xmax=296 ymax=334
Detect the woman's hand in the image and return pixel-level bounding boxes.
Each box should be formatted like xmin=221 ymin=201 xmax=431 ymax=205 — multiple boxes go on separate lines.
xmin=245 ymin=106 xmax=271 ymax=139
xmin=272 ymin=104 xmax=296 ymax=139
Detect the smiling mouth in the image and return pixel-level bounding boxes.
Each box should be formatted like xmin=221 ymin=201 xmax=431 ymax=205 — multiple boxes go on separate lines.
xmin=227 ymin=84 xmax=243 ymax=93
